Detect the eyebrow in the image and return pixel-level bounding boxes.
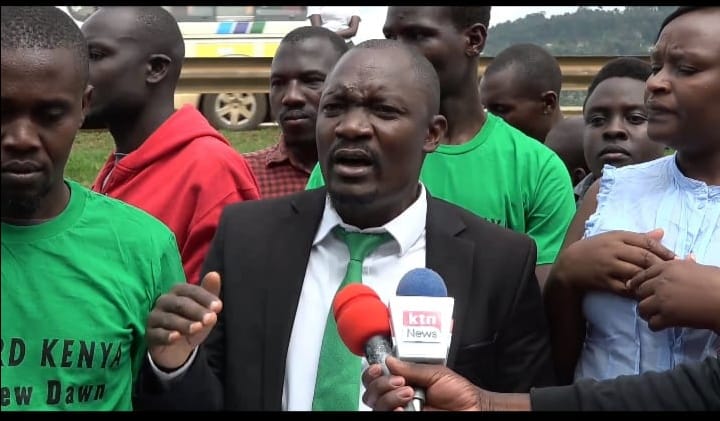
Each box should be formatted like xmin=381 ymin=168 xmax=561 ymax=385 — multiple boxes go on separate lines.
xmin=0 ymin=97 xmax=73 ymax=109
xmin=585 ymin=103 xmax=646 ymax=113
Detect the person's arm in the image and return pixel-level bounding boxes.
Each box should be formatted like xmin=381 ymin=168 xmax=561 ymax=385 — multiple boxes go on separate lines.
xmin=542 ymin=179 xmax=600 ymax=384
xmin=309 ymin=14 xmax=322 ymax=27
xmin=132 ymin=231 xmax=186 ymax=408
xmin=530 ymin=357 xmax=720 ymax=411
xmin=134 ymin=211 xmax=232 ymax=410
xmin=336 ymin=15 xmax=361 ymax=39
xmin=526 ymin=154 xmax=576 ymax=290
xmin=307 ymin=7 xmax=323 ymax=27
xmin=362 ymin=356 xmax=720 ymax=411
xmin=562 ymin=178 xmax=601 ymax=248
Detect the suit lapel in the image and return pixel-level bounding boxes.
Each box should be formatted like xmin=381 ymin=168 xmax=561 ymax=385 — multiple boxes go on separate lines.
xmin=425 ymin=196 xmax=475 ymax=368
xmin=262 ymin=188 xmax=327 ymax=409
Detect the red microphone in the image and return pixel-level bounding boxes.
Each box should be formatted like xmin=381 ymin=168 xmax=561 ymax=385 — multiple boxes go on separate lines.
xmin=333 ymin=284 xmax=393 ymax=373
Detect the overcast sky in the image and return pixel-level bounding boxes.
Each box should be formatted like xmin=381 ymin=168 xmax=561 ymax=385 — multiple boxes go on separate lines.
xmin=354 ymin=6 xmax=626 ymax=43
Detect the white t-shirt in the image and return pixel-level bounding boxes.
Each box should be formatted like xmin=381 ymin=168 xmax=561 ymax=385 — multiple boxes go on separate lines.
xmin=307 ymin=6 xmax=360 ymax=33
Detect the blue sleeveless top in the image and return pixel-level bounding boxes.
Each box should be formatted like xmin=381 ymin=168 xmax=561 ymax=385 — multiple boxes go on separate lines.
xmin=576 ymin=154 xmax=720 ymax=381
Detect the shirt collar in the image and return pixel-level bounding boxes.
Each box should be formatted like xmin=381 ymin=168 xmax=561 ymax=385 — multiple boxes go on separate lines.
xmin=668 ymin=153 xmax=720 ymax=197
xmin=312 ymin=183 xmax=428 ymax=256
xmin=574 ymin=173 xmax=596 ymax=197
xmin=266 ymin=135 xmax=313 ymax=175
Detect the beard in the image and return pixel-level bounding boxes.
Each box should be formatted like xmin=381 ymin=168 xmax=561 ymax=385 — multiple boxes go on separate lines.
xmin=329 ymin=188 xmax=378 ymax=208
xmin=0 ymin=179 xmax=53 ymax=219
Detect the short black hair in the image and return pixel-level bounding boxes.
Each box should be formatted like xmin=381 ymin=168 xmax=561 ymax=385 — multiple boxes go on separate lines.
xmin=583 ymin=57 xmax=652 ymax=110
xmin=485 ymin=43 xmax=562 ymax=96
xmin=105 ymin=7 xmax=185 ymax=60
xmin=446 ymin=6 xmax=492 ymax=30
xmin=281 ymin=26 xmax=349 ymax=58
xmin=92 ymin=7 xmax=185 ymax=83
xmin=354 ymin=39 xmax=441 ymax=113
xmin=92 ymin=7 xmax=184 ymax=59
xmin=656 ymin=6 xmax=710 ymax=42
xmin=1 ymin=6 xmax=89 ymax=88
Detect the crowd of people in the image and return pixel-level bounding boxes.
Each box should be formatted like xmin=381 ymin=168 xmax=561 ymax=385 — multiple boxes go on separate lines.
xmin=1 ymin=5 xmax=718 ymax=412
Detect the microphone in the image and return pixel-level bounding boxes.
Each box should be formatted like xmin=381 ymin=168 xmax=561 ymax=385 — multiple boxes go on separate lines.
xmin=333 ymin=283 xmax=393 ymax=375
xmin=389 ymin=268 xmax=454 ymax=412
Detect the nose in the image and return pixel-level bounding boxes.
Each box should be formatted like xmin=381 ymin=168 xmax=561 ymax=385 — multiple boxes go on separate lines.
xmin=602 ymin=115 xmax=628 ymax=141
xmin=646 ymin=67 xmax=670 ymax=98
xmin=2 ymin=117 xmax=42 ymax=153
xmin=334 ymin=107 xmax=372 ymax=141
xmin=281 ymin=80 xmax=306 ymax=108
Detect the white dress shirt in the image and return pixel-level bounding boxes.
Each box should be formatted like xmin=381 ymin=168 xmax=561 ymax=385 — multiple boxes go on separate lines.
xmin=283 ymin=184 xmax=428 ymax=411
xmin=149 ymin=184 xmax=428 ymax=411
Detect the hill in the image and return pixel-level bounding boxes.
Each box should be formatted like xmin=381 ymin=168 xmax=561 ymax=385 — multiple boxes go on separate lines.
xmin=484 ymin=6 xmax=677 ymax=56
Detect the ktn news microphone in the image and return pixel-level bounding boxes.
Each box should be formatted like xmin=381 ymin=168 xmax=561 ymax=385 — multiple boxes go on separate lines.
xmin=388 ymin=268 xmax=454 ymax=412
xmin=333 ymin=283 xmax=394 ymax=375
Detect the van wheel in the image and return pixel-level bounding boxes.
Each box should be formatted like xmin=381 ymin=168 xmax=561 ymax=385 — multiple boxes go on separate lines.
xmin=201 ymin=93 xmax=268 ymax=131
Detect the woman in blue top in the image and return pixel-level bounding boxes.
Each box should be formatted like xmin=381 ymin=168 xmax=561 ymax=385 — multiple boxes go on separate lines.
xmin=545 ymin=6 xmax=720 ymax=384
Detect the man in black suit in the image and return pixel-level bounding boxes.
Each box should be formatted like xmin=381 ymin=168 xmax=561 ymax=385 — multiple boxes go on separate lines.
xmin=136 ymin=39 xmax=555 ymax=411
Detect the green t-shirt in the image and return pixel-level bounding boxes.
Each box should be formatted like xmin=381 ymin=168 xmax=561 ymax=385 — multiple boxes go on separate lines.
xmin=306 ymin=113 xmax=576 ymax=264
xmin=1 ymin=180 xmax=184 ymax=411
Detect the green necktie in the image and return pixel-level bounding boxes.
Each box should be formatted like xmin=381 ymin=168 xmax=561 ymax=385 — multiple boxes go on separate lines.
xmin=311 ymin=227 xmax=392 ymax=411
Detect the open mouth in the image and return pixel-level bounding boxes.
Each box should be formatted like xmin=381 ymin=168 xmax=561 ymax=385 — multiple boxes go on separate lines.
xmin=332 ymin=149 xmax=375 ymax=178
xmin=281 ymin=110 xmax=310 ymax=122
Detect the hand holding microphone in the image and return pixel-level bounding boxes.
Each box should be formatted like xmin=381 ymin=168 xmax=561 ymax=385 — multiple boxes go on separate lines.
xmin=332 ymin=268 xmax=453 ymax=412
xmin=389 ymin=268 xmax=454 ymax=411
xmin=361 ymin=355 xmax=484 ymax=411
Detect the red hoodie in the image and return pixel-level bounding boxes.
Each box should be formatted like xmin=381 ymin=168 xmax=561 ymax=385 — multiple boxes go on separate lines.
xmin=92 ymin=105 xmax=260 ymax=284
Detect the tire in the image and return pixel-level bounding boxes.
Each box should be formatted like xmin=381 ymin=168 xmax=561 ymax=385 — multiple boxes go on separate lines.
xmin=200 ymin=92 xmax=268 ymax=131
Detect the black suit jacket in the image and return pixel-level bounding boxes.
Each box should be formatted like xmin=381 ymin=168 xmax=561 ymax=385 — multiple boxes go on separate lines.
xmin=136 ymin=188 xmax=555 ymax=410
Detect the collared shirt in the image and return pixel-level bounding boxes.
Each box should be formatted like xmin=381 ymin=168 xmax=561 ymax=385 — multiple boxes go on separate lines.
xmin=243 ymin=137 xmax=312 ymax=199
xmin=574 ymin=173 xmax=597 ymax=208
xmin=283 ymin=184 xmax=428 ymax=411
xmin=577 ymin=155 xmax=720 ymax=381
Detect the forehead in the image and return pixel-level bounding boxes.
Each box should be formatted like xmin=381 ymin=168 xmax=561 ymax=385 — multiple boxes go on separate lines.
xmin=325 ymin=49 xmax=414 ymax=93
xmin=586 ymin=77 xmax=646 ymax=108
xmin=480 ymin=68 xmax=523 ymax=99
xmin=82 ymin=8 xmax=141 ymax=42
xmin=272 ymin=38 xmax=340 ymax=74
xmin=1 ymin=48 xmax=83 ymax=98
xmin=655 ymin=10 xmax=720 ymax=57
xmin=385 ymin=6 xmax=450 ymax=29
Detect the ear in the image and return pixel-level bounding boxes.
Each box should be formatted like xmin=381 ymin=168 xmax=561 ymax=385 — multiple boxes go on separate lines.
xmin=80 ymin=84 xmax=94 ymax=127
xmin=423 ymin=114 xmax=447 ymax=154
xmin=540 ymin=90 xmax=559 ymax=115
xmin=146 ymin=54 xmax=172 ymax=84
xmin=572 ymin=167 xmax=588 ymax=186
xmin=464 ymin=23 xmax=487 ymax=57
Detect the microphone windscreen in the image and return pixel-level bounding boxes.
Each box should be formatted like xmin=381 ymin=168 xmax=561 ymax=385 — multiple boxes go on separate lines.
xmin=396 ymin=268 xmax=447 ymax=297
xmin=333 ymin=284 xmax=391 ymax=356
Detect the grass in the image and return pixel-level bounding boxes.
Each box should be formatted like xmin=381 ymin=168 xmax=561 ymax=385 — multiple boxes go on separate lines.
xmin=66 ymin=126 xmax=280 ymax=187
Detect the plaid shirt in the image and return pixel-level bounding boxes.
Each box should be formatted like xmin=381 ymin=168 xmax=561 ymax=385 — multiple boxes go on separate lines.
xmin=243 ymin=137 xmax=312 ymax=199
